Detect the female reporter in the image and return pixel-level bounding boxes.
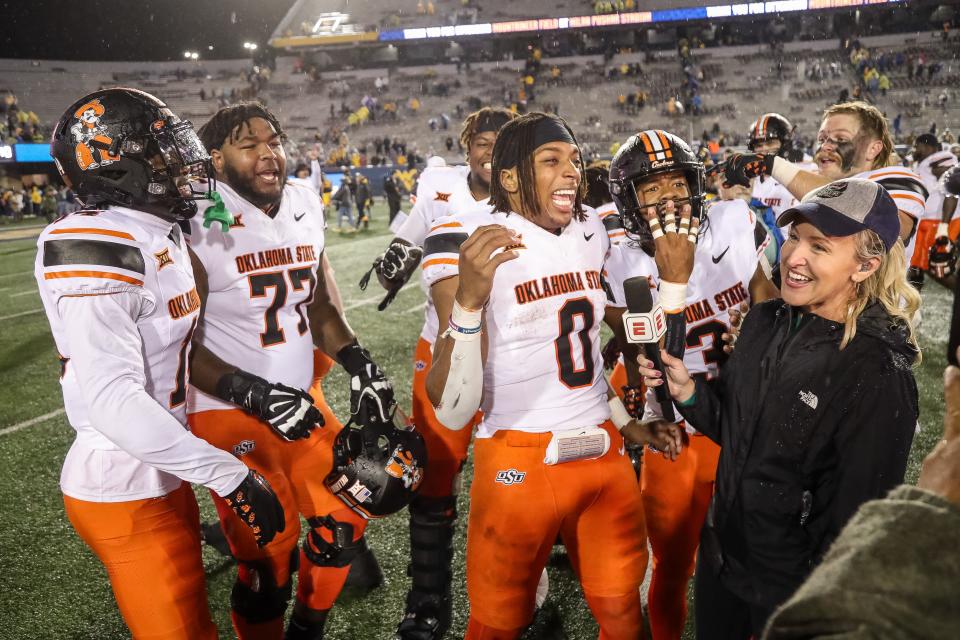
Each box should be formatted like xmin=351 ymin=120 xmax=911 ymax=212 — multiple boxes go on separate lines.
xmin=639 ymin=178 xmax=920 ymax=639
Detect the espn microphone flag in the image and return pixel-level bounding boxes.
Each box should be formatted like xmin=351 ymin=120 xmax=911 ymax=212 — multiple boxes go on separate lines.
xmin=622 ymin=278 xmax=666 ymax=344
xmin=622 ymin=276 xmax=675 ymax=422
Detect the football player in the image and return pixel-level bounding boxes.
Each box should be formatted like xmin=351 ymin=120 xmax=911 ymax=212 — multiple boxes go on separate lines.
xmin=718 ymin=102 xmax=928 ymax=288
xmin=39 ymin=88 xmax=284 ymax=639
xmin=362 ymin=107 xmax=516 ymax=639
xmin=931 ymin=165 xmax=960 ymax=284
xmin=747 ymin=113 xmax=800 ymax=221
xmin=186 ymin=102 xmax=396 ymax=640
xmin=910 ymin=133 xmax=958 ymax=285
xmin=423 ymin=112 xmax=682 ymax=639
xmin=584 ymin=162 xmax=627 ymax=245
xmin=604 ymin=130 xmax=778 ymax=639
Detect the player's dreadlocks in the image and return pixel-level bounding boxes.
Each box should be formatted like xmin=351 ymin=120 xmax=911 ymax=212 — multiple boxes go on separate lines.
xmin=489 ymin=112 xmax=587 ymax=222
xmin=458 ymin=107 xmax=515 ymax=151
xmin=198 ymin=102 xmax=285 ymax=152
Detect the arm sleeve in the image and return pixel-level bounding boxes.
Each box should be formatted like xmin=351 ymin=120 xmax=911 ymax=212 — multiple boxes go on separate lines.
xmin=59 ymin=292 xmax=249 ymax=497
xmin=822 ymin=360 xmax=918 ymax=553
xmin=421 ymin=216 xmax=468 ymax=286
xmin=395 ymin=196 xmax=433 ymax=245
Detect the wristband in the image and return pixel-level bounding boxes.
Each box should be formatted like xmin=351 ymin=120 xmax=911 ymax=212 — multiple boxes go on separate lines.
xmin=443 ymin=299 xmax=483 ymax=342
xmin=771 ymin=156 xmax=801 ymax=188
xmin=659 ymin=280 xmax=687 ymax=314
xmin=609 ymin=396 xmax=632 ymax=431
xmin=938 ymin=222 xmax=949 ymax=237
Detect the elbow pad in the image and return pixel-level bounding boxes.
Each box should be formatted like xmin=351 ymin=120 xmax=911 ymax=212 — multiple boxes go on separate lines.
xmin=434 ymin=333 xmax=483 ymax=431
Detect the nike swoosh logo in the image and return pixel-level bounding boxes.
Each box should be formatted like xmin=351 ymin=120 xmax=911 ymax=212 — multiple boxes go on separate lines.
xmin=584 ymin=233 xmax=594 ymax=242
xmin=712 ymin=247 xmax=729 ymax=264
xmin=294 ymin=212 xmax=306 ymax=221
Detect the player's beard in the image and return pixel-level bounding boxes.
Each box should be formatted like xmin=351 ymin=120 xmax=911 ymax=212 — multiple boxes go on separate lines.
xmin=223 ymin=162 xmax=283 ymax=211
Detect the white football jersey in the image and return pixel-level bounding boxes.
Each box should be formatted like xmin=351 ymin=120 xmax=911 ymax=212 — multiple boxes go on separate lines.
xmin=187 ymin=181 xmax=325 ymax=413
xmin=396 ymin=164 xmax=493 ymax=343
xmin=851 ymin=167 xmax=928 ymax=263
xmin=423 ymin=208 xmax=611 ymax=437
xmin=915 ymin=150 xmax=957 ymax=220
xmin=36 ymin=207 xmax=246 ymax=501
xmin=595 ymin=201 xmax=626 ymax=245
xmin=605 ymin=199 xmax=762 ymax=430
xmin=751 ymin=176 xmax=798 ymax=218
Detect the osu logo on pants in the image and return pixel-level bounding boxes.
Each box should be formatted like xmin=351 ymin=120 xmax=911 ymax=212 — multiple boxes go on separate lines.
xmin=495 ymin=469 xmax=526 ymax=486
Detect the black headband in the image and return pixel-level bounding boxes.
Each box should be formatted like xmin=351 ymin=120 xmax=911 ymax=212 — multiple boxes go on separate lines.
xmin=475 ymin=111 xmax=512 ymax=135
xmin=500 ymin=117 xmax=578 ymax=169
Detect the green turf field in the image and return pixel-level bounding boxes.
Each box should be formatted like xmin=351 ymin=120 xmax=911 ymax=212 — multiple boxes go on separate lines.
xmin=0 ymin=201 xmax=950 ymax=639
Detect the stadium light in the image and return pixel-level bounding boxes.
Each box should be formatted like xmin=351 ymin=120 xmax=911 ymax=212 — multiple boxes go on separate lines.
xmin=243 ymin=42 xmax=258 ymax=51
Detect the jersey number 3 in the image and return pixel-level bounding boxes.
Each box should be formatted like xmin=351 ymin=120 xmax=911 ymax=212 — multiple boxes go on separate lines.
xmin=249 ymin=267 xmax=316 ymax=347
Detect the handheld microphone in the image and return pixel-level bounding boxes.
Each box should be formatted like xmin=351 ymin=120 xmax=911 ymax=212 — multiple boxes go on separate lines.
xmin=622 ymin=277 xmax=676 ymax=423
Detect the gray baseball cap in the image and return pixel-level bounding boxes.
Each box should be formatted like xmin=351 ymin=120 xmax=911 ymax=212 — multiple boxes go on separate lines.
xmin=777 ymin=178 xmax=900 ymax=251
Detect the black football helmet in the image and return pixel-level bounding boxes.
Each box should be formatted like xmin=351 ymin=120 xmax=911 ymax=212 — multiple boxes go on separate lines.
xmin=325 ymin=420 xmax=427 ymax=519
xmin=51 ymin=88 xmax=213 ymax=221
xmin=929 ymin=235 xmax=958 ymax=279
xmin=608 ymin=130 xmax=705 ymax=243
xmin=747 ymin=113 xmax=795 ymax=158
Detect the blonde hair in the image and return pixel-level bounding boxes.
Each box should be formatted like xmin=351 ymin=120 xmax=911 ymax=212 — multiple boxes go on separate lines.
xmin=822 ymin=101 xmax=894 ymax=170
xmin=842 ymin=229 xmax=920 ymax=362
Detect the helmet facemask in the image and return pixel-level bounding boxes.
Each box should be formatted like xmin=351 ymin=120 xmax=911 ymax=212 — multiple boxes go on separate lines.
xmin=611 ymin=168 xmax=705 ymax=254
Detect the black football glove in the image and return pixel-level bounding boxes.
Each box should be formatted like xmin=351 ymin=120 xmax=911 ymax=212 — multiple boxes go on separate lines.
xmin=718 ymin=153 xmax=776 ymax=188
xmin=601 ymin=335 xmax=622 ymax=371
xmin=216 ymin=370 xmax=323 ymax=441
xmin=621 ymin=385 xmax=645 ymax=420
xmin=358 ymin=239 xmax=423 ymax=311
xmin=222 ymin=469 xmax=285 ymax=548
xmin=337 ymin=340 xmax=396 ymax=427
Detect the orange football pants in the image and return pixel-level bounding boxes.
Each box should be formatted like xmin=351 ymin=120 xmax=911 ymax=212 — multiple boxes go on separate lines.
xmin=189 ymin=392 xmax=366 ymax=638
xmin=412 ymin=336 xmax=479 ymax=496
xmin=611 ymin=359 xmax=720 ymax=639
xmin=642 ymin=433 xmax=720 ymax=640
xmin=911 ymin=218 xmax=960 ymax=269
xmin=63 ymin=482 xmax=217 ymax=640
xmin=465 ymin=421 xmax=647 ymax=638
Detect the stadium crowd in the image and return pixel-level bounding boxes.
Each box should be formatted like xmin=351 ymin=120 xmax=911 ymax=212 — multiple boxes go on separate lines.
xmin=7 ymin=4 xmax=960 ymax=640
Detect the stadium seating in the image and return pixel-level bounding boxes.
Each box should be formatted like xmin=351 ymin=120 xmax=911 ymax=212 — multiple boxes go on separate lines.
xmin=1 ymin=28 xmax=955 ymax=168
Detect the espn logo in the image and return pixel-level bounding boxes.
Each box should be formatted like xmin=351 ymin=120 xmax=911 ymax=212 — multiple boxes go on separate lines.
xmin=495 ymin=469 xmax=526 ymax=486
xmin=622 ymin=305 xmax=666 ymax=344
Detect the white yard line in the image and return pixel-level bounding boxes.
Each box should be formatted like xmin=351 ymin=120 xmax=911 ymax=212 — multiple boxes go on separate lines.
xmin=0 ymin=270 xmax=32 ymax=279
xmin=0 ymin=408 xmax=65 ymax=437
xmin=405 ymin=302 xmax=427 ymax=314
xmin=10 ymin=289 xmax=37 ymax=298
xmin=0 ymin=308 xmax=42 ymax=321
